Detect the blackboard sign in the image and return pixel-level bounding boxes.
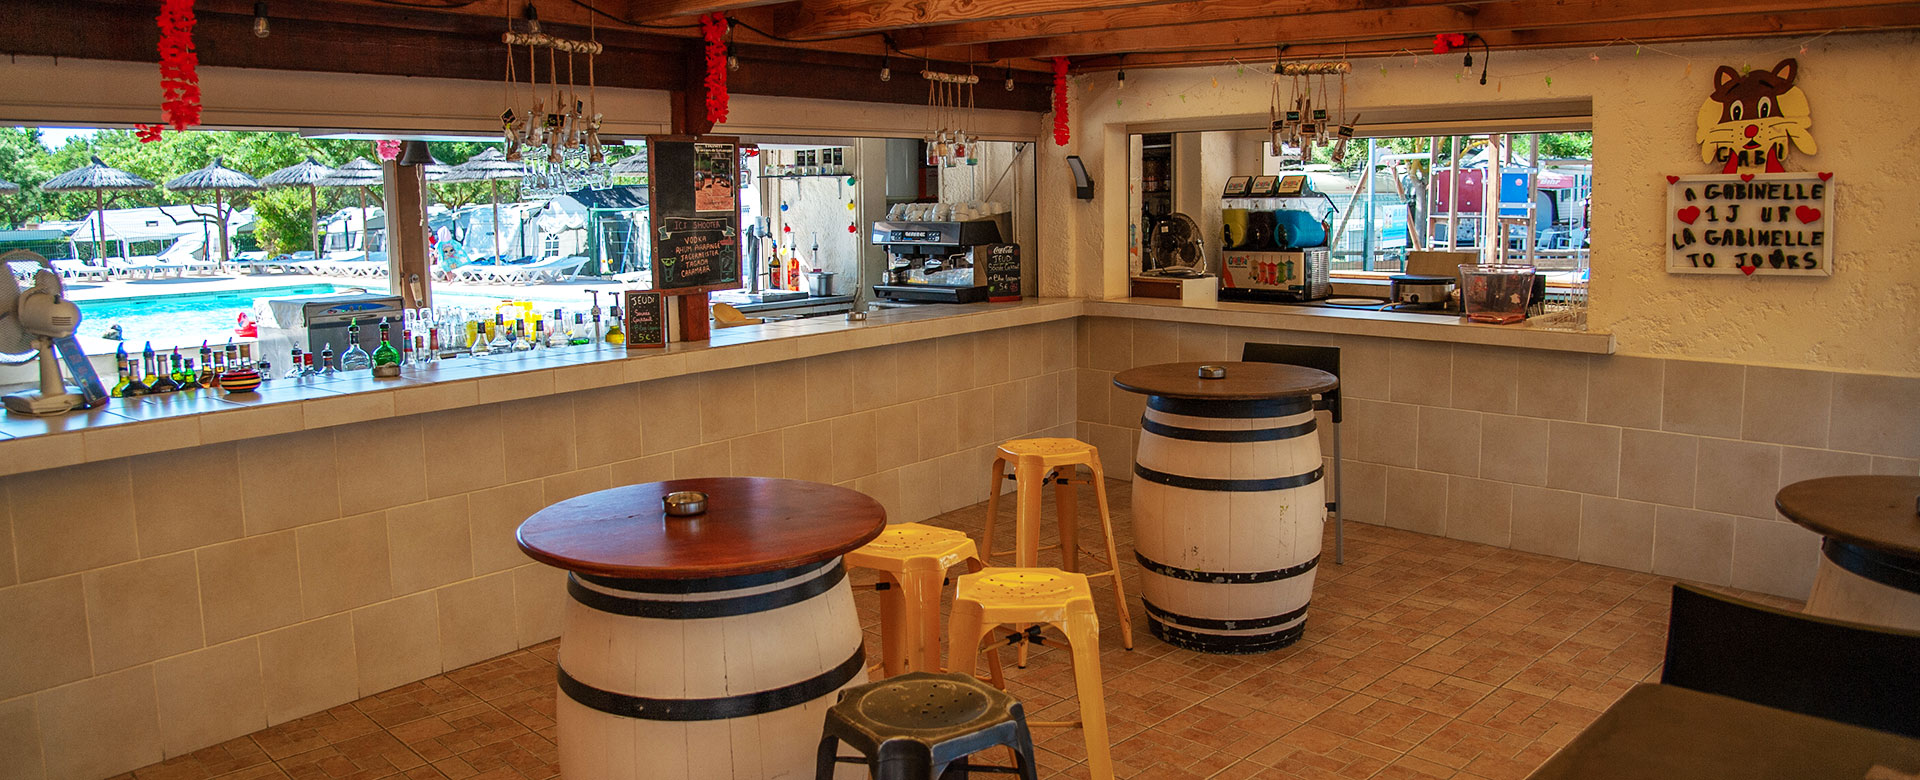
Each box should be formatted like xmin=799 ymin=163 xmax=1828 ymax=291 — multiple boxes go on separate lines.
xmin=624 ymin=290 xmax=667 ymax=349
xmin=985 ymin=243 xmax=1021 ymax=302
xmin=648 ymin=136 xmax=743 ymax=294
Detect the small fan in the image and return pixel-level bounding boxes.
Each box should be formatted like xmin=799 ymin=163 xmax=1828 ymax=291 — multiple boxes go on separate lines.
xmin=1146 ymin=212 xmax=1207 ymax=278
xmin=1 ymin=264 xmax=86 ymax=416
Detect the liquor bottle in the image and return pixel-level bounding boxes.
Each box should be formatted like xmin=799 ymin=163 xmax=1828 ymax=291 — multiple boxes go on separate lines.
xmin=198 ymin=341 xmax=214 ymax=381
xmin=110 ymin=343 xmax=131 ymax=397
xmin=512 ymin=320 xmax=533 ymax=351
xmin=487 ymin=314 xmax=510 ymax=352
xmin=371 ymin=318 xmax=401 ymax=377
xmin=569 ymin=312 xmax=592 ymax=346
xmin=181 ymin=358 xmax=196 ymax=391
xmin=150 ymin=355 xmax=179 ymax=394
xmin=404 ymin=336 xmax=418 ymax=367
xmin=427 ymin=321 xmax=440 ymax=360
xmin=319 ymin=342 xmax=337 ymax=376
xmin=303 ymin=352 xmax=316 ymax=376
xmin=547 ymin=309 xmax=569 ymax=348
xmin=123 ymin=357 xmax=149 ymax=397
xmin=287 ymin=346 xmax=305 ymax=379
xmin=141 ymin=342 xmax=158 ymax=386
xmin=340 ymin=319 xmax=372 ymax=371
xmin=224 ymin=340 xmax=240 ymax=373
xmin=168 ymin=349 xmax=186 ymax=388
xmin=257 ymin=360 xmax=272 ymax=382
xmin=604 ymin=305 xmax=625 ymax=345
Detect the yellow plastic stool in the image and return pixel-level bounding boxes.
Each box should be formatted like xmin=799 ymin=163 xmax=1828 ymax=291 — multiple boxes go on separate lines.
xmin=982 ymin=438 xmax=1133 ymax=651
xmin=948 ymin=568 xmax=1114 ymax=780
xmin=845 ymin=523 xmax=984 ymax=677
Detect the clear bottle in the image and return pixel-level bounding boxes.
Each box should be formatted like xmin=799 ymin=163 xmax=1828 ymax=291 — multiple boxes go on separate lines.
xmin=320 ymin=343 xmax=337 ymax=376
xmin=487 ymin=314 xmax=511 ymax=353
xmin=340 ymin=319 xmax=373 ymax=371
xmin=110 ymin=343 xmax=131 ymax=397
xmin=371 ymin=318 xmax=401 ymax=377
xmin=569 ymin=312 xmax=592 ymax=346
xmin=547 ymin=309 xmax=569 ymax=348
xmin=287 ymin=346 xmax=305 ymax=379
xmin=604 ymin=305 xmax=625 ymax=345
xmin=512 ymin=320 xmax=534 ymax=351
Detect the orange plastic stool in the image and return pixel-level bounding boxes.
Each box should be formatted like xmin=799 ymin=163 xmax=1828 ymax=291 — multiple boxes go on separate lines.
xmin=948 ymin=568 xmax=1114 ymax=780
xmin=982 ymin=438 xmax=1133 ymax=652
xmin=845 ymin=523 xmax=984 ymax=677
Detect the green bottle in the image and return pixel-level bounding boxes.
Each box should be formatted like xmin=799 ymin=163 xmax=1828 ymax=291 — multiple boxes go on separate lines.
xmin=371 ymin=318 xmax=401 ymax=377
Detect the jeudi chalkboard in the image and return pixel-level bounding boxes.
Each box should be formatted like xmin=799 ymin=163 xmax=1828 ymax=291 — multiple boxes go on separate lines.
xmin=649 ymin=136 xmax=743 ymax=294
xmin=624 ymin=290 xmax=667 ymax=349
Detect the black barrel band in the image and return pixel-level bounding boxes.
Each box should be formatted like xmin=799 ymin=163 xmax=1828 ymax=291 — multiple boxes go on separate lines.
xmin=1148 ymin=618 xmax=1305 ymax=655
xmin=1141 ymin=417 xmax=1316 ymax=443
xmin=1142 ymin=599 xmax=1308 ymax=632
xmin=1134 ymin=551 xmax=1320 ymax=584
xmin=577 ymin=559 xmax=835 ymax=594
xmin=1147 ymin=395 xmax=1314 ymax=419
xmin=1135 ymin=463 xmax=1324 ymax=493
xmin=557 ymin=646 xmax=865 ymax=722
xmin=569 ymin=563 xmax=846 ymax=619
xmin=1824 ymin=539 xmax=1920 ymax=595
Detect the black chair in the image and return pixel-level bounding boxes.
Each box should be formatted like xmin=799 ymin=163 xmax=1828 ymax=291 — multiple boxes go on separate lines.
xmin=816 ymin=671 xmax=1039 ymax=780
xmin=1662 ymin=583 xmax=1920 ymax=738
xmin=1241 ymin=343 xmax=1344 ymax=564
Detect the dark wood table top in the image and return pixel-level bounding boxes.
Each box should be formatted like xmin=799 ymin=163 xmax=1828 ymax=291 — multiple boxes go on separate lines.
xmin=1776 ymin=476 xmax=1920 ymax=558
xmin=516 ymin=477 xmax=887 ymax=580
xmin=1112 ymin=361 xmax=1338 ymax=401
xmin=1527 ymin=684 xmax=1920 ymax=780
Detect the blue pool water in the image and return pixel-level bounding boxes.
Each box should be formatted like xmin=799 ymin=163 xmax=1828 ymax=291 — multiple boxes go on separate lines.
xmin=75 ymin=284 xmax=601 ymax=346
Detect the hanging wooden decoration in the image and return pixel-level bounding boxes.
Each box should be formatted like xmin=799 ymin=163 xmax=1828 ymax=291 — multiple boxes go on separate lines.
xmin=138 ymin=0 xmax=201 ymax=143
xmin=497 ymin=2 xmax=607 ymax=194
xmin=1696 ymin=59 xmax=1816 ymax=174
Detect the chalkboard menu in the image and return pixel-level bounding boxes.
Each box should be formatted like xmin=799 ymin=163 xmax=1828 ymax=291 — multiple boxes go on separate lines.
xmin=624 ymin=290 xmax=667 ymax=349
xmin=984 ymin=243 xmax=1021 ymax=302
xmin=648 ymin=136 xmax=743 ymax=294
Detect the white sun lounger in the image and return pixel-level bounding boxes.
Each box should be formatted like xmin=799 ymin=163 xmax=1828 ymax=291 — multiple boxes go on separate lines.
xmin=458 ymin=255 xmax=590 ymax=285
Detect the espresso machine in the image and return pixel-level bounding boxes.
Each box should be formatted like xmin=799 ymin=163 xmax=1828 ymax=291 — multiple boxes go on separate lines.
xmin=868 ymin=216 xmax=1009 ymax=303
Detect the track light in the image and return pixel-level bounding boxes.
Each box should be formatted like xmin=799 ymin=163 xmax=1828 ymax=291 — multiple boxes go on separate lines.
xmin=252 ymin=1 xmax=270 ymax=38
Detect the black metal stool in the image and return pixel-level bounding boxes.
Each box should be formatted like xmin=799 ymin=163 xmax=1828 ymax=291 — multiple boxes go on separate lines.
xmin=815 ymin=671 xmax=1039 ymax=780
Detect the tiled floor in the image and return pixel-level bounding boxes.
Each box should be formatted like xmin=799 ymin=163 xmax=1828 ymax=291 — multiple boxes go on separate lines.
xmin=115 ymin=480 xmax=1800 ymax=780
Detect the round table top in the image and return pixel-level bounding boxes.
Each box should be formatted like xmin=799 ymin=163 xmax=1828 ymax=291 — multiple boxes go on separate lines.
xmin=1113 ymin=361 xmax=1338 ymax=400
xmin=516 ymin=477 xmax=888 ymax=579
xmin=1775 ymin=475 xmax=1920 ymax=558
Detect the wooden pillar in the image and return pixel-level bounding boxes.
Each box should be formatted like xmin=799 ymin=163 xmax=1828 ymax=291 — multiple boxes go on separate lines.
xmin=383 ymin=144 xmax=432 ymax=309
xmin=669 ymin=43 xmax=714 ymax=342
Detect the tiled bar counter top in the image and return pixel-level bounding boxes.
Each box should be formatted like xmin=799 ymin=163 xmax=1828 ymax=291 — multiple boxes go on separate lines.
xmin=1 ymin=295 xmax=1914 ymax=780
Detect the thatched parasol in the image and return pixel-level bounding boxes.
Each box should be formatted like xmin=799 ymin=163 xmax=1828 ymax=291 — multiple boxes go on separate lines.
xmin=164 ymin=157 xmax=261 ymax=270
xmin=318 ymin=157 xmax=383 ymax=254
xmin=610 ymin=152 xmax=649 ymax=177
xmin=444 ymin=148 xmax=527 ymax=262
xmin=0 ymin=179 xmax=19 ymax=196
xmin=41 ymin=156 xmax=155 ymax=264
xmin=260 ymin=156 xmax=336 ymax=261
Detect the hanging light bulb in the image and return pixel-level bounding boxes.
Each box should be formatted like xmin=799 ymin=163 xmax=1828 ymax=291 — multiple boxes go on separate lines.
xmin=727 ymin=41 xmax=740 ymax=72
xmin=881 ymin=50 xmax=892 ymax=81
xmin=252 ymin=1 xmax=270 ymax=38
xmin=525 ymin=4 xmax=540 ymax=33
xmin=1117 ymin=69 xmax=1127 ymax=88
xmin=1005 ymin=63 xmax=1015 ymax=91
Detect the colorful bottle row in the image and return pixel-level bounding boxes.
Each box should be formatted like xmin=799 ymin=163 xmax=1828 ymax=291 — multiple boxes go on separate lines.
xmin=110 ymin=340 xmax=265 ymax=398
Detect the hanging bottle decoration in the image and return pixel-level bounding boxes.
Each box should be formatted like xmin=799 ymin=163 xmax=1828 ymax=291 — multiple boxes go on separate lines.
xmin=498 ymin=1 xmax=609 ymax=195
xmin=701 ymin=13 xmax=731 ymax=125
xmin=138 ymin=0 xmax=202 ymax=143
xmin=1052 ymin=57 xmax=1071 ymax=146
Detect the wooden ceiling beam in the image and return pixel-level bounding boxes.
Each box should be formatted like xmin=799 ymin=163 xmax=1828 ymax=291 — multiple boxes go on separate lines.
xmin=894 ymin=0 xmax=1473 ymax=50
xmin=769 ymin=0 xmax=1195 ymax=40
xmin=621 ymin=0 xmax=794 ymax=23
xmin=986 ymin=0 xmax=1920 ymax=59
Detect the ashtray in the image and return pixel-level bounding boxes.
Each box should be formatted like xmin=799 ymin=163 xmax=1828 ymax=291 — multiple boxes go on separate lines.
xmin=1197 ymin=365 xmax=1227 ymax=379
xmin=663 ymin=490 xmax=708 ymax=517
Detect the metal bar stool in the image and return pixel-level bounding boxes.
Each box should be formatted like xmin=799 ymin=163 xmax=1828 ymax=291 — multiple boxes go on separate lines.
xmin=1242 ymin=343 xmax=1344 ymax=564
xmin=979 ymin=438 xmax=1133 ymax=655
xmin=948 ymin=568 xmax=1114 ymax=780
xmin=816 ymin=671 xmax=1040 ymax=780
xmin=846 ymin=523 xmax=991 ymax=677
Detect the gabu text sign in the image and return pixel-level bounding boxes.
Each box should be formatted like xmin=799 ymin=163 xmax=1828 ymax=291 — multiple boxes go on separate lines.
xmin=1666 ymin=172 xmax=1833 ymax=276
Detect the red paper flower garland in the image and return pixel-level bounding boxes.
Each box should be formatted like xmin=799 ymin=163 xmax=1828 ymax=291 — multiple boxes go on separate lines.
xmin=1051 ymin=57 xmax=1070 ymax=146
xmin=139 ymin=0 xmax=201 ymax=143
xmin=1432 ymin=33 xmax=1468 ymax=54
xmin=701 ymin=14 xmax=730 ymax=126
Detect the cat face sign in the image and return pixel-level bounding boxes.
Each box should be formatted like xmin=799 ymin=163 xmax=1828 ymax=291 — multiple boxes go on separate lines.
xmin=1696 ymin=58 xmax=1817 ymax=173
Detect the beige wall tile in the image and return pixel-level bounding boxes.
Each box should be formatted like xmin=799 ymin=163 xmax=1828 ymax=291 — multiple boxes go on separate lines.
xmin=753 ymin=360 xmax=811 ymax=432
xmin=854 ymin=469 xmax=904 ymax=526
xmin=571 ymin=385 xmax=643 ymax=468
xmin=806 ymin=352 xmax=856 ymax=422
xmin=781 ymin=421 xmax=834 ymax=484
xmin=0 ymin=696 xmax=43 ymax=780
xmin=1338 ymin=460 xmax=1387 ymax=525
xmin=1731 ymin=517 xmax=1821 ymax=599
xmin=498 ymin=397 xmax=576 ymax=483
xmin=83 ymin=552 xmax=203 ymax=673
xmin=1107 ymin=383 xmax=1148 ymax=429
xmin=0 ymin=484 xmax=13 ymax=588
xmin=831 ymin=412 xmax=880 ymax=483
xmin=1480 ymin=414 xmax=1549 ymax=487
xmin=9 ymin=459 xmax=136 ymax=582
xmin=198 ymin=532 xmax=302 ymax=645
xmin=543 ymin=466 xmax=611 ymax=506
xmin=955 ymin=387 xmax=997 ymax=450
xmin=1450 ymin=345 xmax=1518 ymax=414
xmin=972 ymin=330 xmax=1013 ymax=387
xmin=1023 ymin=375 xmax=1057 ymax=434
xmin=1337 ymin=337 xmax=1391 ymax=402
xmin=698 ymin=368 xmax=758 ymax=442
xmin=200 ymin=404 xmax=307 ymax=446
xmin=513 ymin=564 xmax=567 ymax=648
xmin=674 ymin=442 xmax=731 ymax=479
xmin=153 ymin=638 xmax=265 ymax=757
xmin=1873 ymin=456 xmax=1920 ymax=476
xmin=728 ymin=430 xmax=785 ymax=479
xmin=1383 ymin=467 xmax=1447 ymax=535
xmin=35 ymin=666 xmax=161 ymax=780
xmin=935 ymin=334 xmax=977 ymax=394
xmin=1546 ymin=421 xmax=1621 ymax=496
xmin=1618 ymin=429 xmax=1697 ymax=507
xmin=609 ymin=453 xmax=674 ymax=486
xmin=297 ymin=512 xmax=392 ymax=619
xmin=1177 ymin=323 xmax=1229 ymax=363
xmin=896 ymin=459 xmax=942 ymax=523
xmin=420 ymin=405 xmax=506 ymax=499
xmin=639 ymin=374 xmax=703 ymax=455
xmin=83 ymin=417 xmax=200 ymax=463
xmin=438 ymin=571 xmax=518 ymax=670
xmin=467 ymin=480 xmax=545 ymax=576
xmin=1652 ymin=507 xmax=1735 ymax=586
xmin=856 ymin=345 xmax=904 ymax=407
xmin=1347 ymin=399 xmax=1417 ymax=468
xmin=1446 ymin=476 xmax=1512 ymax=547
xmin=895 ymin=345 xmax=940 ymax=403
xmin=1694 ymin=438 xmax=1781 ymax=519
xmin=238 ymin=428 xmax=340 ymax=536
xmin=1416 ymin=407 xmax=1481 ymax=477
xmin=131 ymin=443 xmax=243 ymax=556
xmin=1586 ymin=356 xmax=1663 ymax=430
xmin=915 ymin=396 xmax=959 ymax=460
xmin=1661 ymin=360 xmax=1745 ymax=438
xmin=1741 ymin=366 xmax=1831 ymax=448
xmin=258 ymin=614 xmax=356 ymax=725
xmin=1086 ymin=318 xmax=1132 ymax=372
xmin=387 ymin=496 xmax=472 ymax=596
xmin=992 ymin=383 xmax=1028 ymax=443
xmin=1516 ymin=350 xmax=1588 ymax=421
xmin=1577 ymin=496 xmax=1655 ymax=571
xmin=335 ymin=417 xmax=427 ymax=517
xmin=1829 ymin=373 xmax=1920 ymax=458
xmin=1511 ymin=486 xmax=1582 ymax=559
xmin=872 ymin=405 xmax=919 ymax=473
xmin=1778 ymin=447 xmax=1872 ymax=488
xmin=0 ymin=576 xmax=91 ymax=701
xmin=1131 ymin=321 xmax=1180 ymax=368
xmin=390 ymin=380 xmax=478 ymax=417
xmin=1075 ymin=369 xmax=1110 ymax=425
xmin=1388 ymin=341 xmax=1451 ymax=407
xmin=351 ymin=592 xmax=439 ymax=697
xmin=1084 ymin=423 xmax=1134 ymax=483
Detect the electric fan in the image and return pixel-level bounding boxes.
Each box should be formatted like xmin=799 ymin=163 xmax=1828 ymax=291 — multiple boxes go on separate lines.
xmin=1 ymin=267 xmax=86 ymax=416
xmin=1146 ymin=212 xmax=1207 ymax=277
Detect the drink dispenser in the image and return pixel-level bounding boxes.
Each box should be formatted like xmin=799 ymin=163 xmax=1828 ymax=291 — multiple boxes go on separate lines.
xmin=1219 ymin=175 xmax=1335 ymax=302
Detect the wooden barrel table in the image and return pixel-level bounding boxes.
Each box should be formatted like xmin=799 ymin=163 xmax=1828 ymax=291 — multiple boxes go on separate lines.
xmin=517 ymin=477 xmax=886 ymax=779
xmin=1776 ymin=475 xmax=1920 ymax=631
xmin=1114 ymin=361 xmax=1338 ymax=654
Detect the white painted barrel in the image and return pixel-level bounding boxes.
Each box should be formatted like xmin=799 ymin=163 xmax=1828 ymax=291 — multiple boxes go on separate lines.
xmin=555 ymin=559 xmax=868 ymax=779
xmin=1130 ymin=393 xmax=1325 ymax=654
xmin=1806 ymin=541 xmax=1920 ymax=632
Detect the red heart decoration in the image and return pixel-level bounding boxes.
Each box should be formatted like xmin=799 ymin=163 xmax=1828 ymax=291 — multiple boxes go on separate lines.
xmin=1741 ymin=264 xmax=1757 ymax=276
xmin=1666 ymin=175 xmax=1680 ymax=184
xmin=1795 ymin=206 xmax=1822 ymax=224
xmin=1676 ymin=206 xmax=1701 ymax=224
xmin=1818 ymin=172 xmax=1833 ymax=181
xmin=1740 ymin=174 xmax=1755 ymax=182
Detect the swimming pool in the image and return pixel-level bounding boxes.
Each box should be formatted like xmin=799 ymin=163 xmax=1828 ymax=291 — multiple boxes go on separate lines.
xmin=75 ymin=284 xmax=606 ymax=346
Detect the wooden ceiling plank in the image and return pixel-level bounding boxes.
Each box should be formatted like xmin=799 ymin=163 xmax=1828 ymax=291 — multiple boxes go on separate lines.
xmin=775 ymin=0 xmax=1196 ymax=40
xmin=622 ymin=0 xmax=795 ymax=23
xmin=894 ymin=0 xmax=1475 ymax=49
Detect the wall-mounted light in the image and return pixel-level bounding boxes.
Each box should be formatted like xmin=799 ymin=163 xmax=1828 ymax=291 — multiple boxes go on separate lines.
xmin=252 ymin=1 xmax=270 ymax=38
xmin=1066 ymin=155 xmax=1095 ymax=200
